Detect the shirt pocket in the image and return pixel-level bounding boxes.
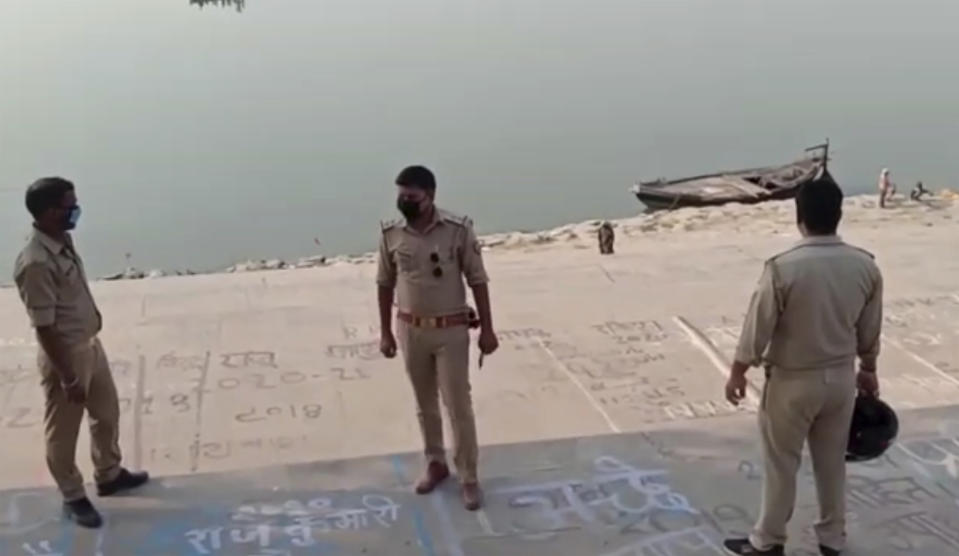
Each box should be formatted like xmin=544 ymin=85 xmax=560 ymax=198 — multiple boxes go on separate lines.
xmin=437 ymin=244 xmax=460 ymax=276
xmin=395 ymin=248 xmax=417 ymax=274
xmin=56 ymin=259 xmax=86 ymax=302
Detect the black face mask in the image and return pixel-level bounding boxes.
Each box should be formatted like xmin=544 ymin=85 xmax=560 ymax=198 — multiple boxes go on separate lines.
xmin=397 ymin=198 xmax=422 ymax=220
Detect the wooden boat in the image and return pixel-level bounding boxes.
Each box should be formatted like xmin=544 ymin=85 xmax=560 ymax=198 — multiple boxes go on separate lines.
xmin=631 ymin=142 xmax=833 ymax=211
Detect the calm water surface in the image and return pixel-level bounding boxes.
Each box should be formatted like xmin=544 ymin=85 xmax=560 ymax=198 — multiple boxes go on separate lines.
xmin=2 ymin=0 xmax=957 ymax=277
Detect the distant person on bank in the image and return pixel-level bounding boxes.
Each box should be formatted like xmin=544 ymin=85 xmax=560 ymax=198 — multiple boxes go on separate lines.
xmin=723 ymin=180 xmax=883 ymax=556
xmin=878 ymin=168 xmax=895 ymax=208
xmin=13 ymin=177 xmax=149 ymax=528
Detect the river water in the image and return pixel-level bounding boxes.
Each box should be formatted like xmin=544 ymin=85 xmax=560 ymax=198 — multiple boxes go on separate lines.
xmin=2 ymin=0 xmax=957 ymax=277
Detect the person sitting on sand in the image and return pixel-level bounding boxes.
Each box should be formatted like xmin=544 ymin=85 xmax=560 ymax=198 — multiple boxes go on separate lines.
xmin=878 ymin=168 xmax=895 ymax=208
xmin=910 ymin=181 xmax=930 ymax=201
xmin=598 ymin=221 xmax=615 ymax=255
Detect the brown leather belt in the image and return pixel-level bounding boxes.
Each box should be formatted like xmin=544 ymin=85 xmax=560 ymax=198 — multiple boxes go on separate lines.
xmin=397 ymin=312 xmax=469 ymax=328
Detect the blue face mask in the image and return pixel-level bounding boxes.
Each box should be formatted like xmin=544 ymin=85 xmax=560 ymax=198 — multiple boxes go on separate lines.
xmin=64 ymin=205 xmax=82 ymax=230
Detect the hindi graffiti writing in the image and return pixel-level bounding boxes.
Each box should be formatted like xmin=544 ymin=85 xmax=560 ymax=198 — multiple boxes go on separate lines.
xmin=0 ymin=367 xmax=32 ymax=388
xmin=499 ymin=328 xmax=552 ymax=343
xmin=0 ymin=407 xmax=39 ymax=430
xmin=898 ymin=436 xmax=959 ymax=479
xmin=19 ymin=540 xmax=64 ymax=556
xmin=157 ymin=352 xmax=210 ymax=371
xmin=324 ymin=342 xmax=380 ymax=360
xmin=220 ymin=351 xmax=277 ymax=369
xmin=592 ymin=320 xmax=669 ymax=344
xmin=663 ymin=400 xmax=748 ymax=421
xmin=846 ymin=475 xmax=940 ymax=510
xmin=874 ymin=510 xmax=959 ymax=551
xmin=600 ymin=527 xmax=723 ymax=556
xmin=488 ymin=456 xmax=700 ymax=541
xmin=185 ymin=494 xmax=400 ymax=554
xmin=0 ymin=337 xmax=38 ymax=349
xmin=234 ymin=404 xmax=322 ymax=424
xmin=149 ymin=435 xmax=309 ymax=464
xmin=341 ymin=325 xmax=379 ymax=340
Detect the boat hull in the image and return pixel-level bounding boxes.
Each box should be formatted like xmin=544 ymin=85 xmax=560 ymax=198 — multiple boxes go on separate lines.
xmin=633 ymin=152 xmax=835 ymax=212
xmin=634 ymin=179 xmax=811 ymax=210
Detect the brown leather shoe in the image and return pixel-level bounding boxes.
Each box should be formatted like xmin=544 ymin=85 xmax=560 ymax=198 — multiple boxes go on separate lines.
xmin=414 ymin=461 xmax=449 ymax=494
xmin=461 ymin=482 xmax=482 ymax=511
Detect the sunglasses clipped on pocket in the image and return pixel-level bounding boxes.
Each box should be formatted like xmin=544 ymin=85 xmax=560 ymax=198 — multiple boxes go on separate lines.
xmin=429 ymin=252 xmax=443 ymax=278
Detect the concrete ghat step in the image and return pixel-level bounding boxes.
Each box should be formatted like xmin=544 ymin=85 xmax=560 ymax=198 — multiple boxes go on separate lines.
xmin=2 ymin=404 xmax=958 ymax=555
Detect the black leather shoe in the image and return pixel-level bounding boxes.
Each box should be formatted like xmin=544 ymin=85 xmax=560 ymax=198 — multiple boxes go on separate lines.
xmin=820 ymin=545 xmax=841 ymax=556
xmin=97 ymin=468 xmax=150 ymax=496
xmin=723 ymin=538 xmax=785 ymax=555
xmin=63 ymin=498 xmax=103 ymax=528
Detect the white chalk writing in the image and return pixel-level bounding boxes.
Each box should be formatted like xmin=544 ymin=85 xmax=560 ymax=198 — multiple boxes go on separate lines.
xmin=875 ymin=511 xmax=959 ymax=551
xmin=186 ymin=495 xmax=400 ymax=553
xmin=601 ymin=526 xmax=723 ymax=556
xmin=324 ymin=342 xmax=380 ymax=360
xmin=495 ymin=456 xmax=698 ymax=538
xmin=898 ymin=437 xmax=959 ymax=478
xmin=846 ymin=475 xmax=939 ymax=509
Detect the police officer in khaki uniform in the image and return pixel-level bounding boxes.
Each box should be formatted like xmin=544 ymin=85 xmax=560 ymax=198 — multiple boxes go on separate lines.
xmin=723 ymin=180 xmax=882 ymax=556
xmin=376 ymin=166 xmax=499 ymax=511
xmin=13 ymin=177 xmax=149 ymax=528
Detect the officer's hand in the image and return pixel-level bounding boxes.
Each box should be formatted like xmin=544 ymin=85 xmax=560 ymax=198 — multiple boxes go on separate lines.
xmin=63 ymin=381 xmax=86 ymax=404
xmin=478 ymin=329 xmax=499 ymax=355
xmin=725 ymin=373 xmax=747 ymax=406
xmin=857 ymin=370 xmax=879 ymax=397
xmin=380 ymin=332 xmax=397 ymax=359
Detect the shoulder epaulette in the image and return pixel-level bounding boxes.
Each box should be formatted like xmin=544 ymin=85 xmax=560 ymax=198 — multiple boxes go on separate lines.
xmin=849 ymin=245 xmax=876 ymax=259
xmin=767 ymin=245 xmax=806 ymax=264
xmin=380 ymin=219 xmax=402 ymax=233
xmin=438 ymin=210 xmax=471 ymax=227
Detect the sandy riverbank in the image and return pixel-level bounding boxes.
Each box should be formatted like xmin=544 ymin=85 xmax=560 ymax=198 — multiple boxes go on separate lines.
xmin=95 ymin=191 xmax=958 ymax=280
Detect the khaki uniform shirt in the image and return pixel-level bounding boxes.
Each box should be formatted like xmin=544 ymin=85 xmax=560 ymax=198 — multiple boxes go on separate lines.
xmin=376 ymin=208 xmax=489 ymax=317
xmin=735 ymin=235 xmax=883 ymax=371
xmin=13 ymin=229 xmax=102 ymax=346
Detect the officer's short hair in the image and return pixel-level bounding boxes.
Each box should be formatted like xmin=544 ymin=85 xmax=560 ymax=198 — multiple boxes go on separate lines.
xmin=25 ymin=177 xmax=75 ymax=219
xmin=396 ymin=166 xmax=436 ymax=192
xmin=796 ymin=179 xmax=843 ymax=235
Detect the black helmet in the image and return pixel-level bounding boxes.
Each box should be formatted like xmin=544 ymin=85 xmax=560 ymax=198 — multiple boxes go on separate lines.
xmin=846 ymin=395 xmax=898 ymax=462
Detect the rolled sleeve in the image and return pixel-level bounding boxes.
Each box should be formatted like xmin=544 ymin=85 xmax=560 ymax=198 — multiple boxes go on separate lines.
xmin=376 ymin=233 xmax=397 ymax=288
xmin=460 ymin=222 xmax=489 ymax=286
xmin=856 ymin=268 xmax=883 ymax=368
xmin=734 ymin=261 xmax=782 ymax=367
xmin=15 ymin=262 xmax=57 ymax=328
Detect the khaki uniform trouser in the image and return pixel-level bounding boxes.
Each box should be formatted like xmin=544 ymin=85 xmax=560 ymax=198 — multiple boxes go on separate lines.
xmin=397 ymin=321 xmax=478 ymax=483
xmin=750 ymin=366 xmax=856 ymax=552
xmin=39 ymin=337 xmax=122 ymax=502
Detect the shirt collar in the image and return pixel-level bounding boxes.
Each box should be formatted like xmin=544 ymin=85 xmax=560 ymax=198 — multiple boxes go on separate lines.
xmin=403 ymin=207 xmax=443 ymax=235
xmin=796 ymin=234 xmax=843 ymax=247
xmin=32 ymin=227 xmax=71 ymax=255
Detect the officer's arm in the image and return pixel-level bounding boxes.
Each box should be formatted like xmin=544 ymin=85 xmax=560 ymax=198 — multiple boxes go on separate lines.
xmin=16 ymin=262 xmax=77 ymax=385
xmin=460 ymin=223 xmax=493 ymax=331
xmin=734 ymin=261 xmax=781 ymax=370
xmin=376 ymin=233 xmax=397 ymax=337
xmin=856 ymin=268 xmax=883 ymax=372
xmin=472 ymin=284 xmax=494 ymax=333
